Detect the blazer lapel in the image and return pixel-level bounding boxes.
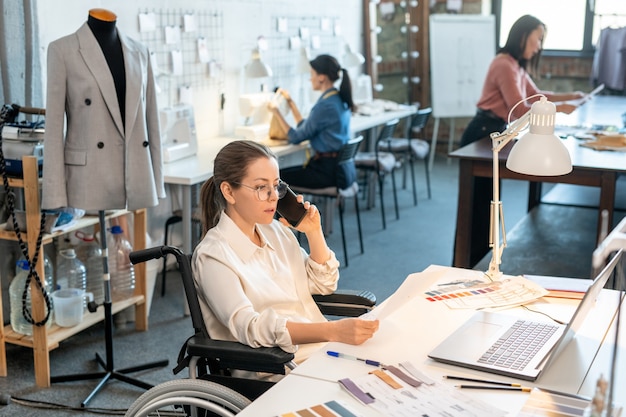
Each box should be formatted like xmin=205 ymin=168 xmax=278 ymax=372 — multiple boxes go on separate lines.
xmin=120 ymin=34 xmax=141 ymax=141
xmin=76 ymin=23 xmax=125 ymax=137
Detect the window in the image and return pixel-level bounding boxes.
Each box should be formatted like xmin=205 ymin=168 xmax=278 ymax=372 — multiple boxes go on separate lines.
xmin=495 ymin=0 xmax=626 ymax=56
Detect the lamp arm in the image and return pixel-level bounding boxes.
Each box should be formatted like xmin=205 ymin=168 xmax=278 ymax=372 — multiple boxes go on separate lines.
xmin=486 ymin=110 xmax=531 ymax=280
xmin=490 ymin=111 xmax=530 ymax=152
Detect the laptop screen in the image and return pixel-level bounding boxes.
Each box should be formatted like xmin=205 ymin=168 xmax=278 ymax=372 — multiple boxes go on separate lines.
xmin=541 ymin=249 xmax=623 ymax=370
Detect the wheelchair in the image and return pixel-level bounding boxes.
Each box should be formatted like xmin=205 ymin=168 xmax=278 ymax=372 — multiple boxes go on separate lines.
xmin=124 ymin=245 xmax=376 ymax=416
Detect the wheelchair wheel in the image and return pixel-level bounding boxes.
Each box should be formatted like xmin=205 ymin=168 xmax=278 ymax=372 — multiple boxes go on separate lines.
xmin=124 ymin=378 xmax=252 ymax=417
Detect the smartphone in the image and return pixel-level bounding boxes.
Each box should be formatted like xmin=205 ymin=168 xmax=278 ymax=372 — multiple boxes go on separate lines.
xmin=276 ymin=186 xmax=307 ymax=227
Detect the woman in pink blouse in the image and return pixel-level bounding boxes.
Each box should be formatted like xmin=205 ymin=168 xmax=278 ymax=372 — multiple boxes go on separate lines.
xmin=460 ymin=14 xmax=585 ymax=146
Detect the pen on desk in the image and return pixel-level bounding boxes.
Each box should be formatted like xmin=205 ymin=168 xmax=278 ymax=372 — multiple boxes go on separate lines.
xmin=455 ymin=385 xmax=531 ymax=392
xmin=326 ymin=351 xmax=384 ymax=367
xmin=443 ymin=375 xmax=522 ymax=387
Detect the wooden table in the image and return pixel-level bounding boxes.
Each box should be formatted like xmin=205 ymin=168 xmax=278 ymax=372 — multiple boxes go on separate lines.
xmin=450 ymin=135 xmax=626 ymax=269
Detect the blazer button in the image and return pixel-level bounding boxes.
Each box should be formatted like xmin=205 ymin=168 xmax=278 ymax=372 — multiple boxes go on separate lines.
xmin=85 ymin=98 xmax=92 ymax=105
xmin=97 ymin=142 xmax=104 ymax=149
xmin=142 ymin=141 xmax=149 ymax=147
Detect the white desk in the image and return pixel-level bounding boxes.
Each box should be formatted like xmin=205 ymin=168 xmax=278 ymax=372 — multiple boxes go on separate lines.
xmin=237 ymin=265 xmax=624 ymax=416
xmin=351 ymin=105 xmax=418 ymax=151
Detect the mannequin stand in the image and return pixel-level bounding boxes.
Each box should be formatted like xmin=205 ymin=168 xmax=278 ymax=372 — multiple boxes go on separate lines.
xmin=51 ymin=211 xmax=168 ymax=407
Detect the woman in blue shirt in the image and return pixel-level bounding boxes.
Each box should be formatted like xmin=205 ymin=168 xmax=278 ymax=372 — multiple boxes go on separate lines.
xmin=269 ymin=54 xmax=356 ymax=189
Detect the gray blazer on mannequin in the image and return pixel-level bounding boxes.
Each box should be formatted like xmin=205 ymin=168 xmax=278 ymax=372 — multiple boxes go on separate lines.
xmin=42 ymin=23 xmax=165 ymax=211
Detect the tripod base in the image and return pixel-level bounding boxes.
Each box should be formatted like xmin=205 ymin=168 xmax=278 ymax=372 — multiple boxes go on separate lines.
xmin=51 ymin=352 xmax=168 ymax=407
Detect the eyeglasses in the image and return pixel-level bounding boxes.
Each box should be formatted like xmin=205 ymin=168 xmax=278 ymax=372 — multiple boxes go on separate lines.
xmin=234 ymin=181 xmax=288 ymax=201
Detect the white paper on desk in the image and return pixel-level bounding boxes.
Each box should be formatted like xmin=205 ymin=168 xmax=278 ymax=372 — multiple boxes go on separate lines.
xmin=346 ymin=365 xmax=506 ymax=416
xmin=361 ymin=269 xmax=447 ymax=321
xmin=426 ymin=275 xmax=548 ymax=310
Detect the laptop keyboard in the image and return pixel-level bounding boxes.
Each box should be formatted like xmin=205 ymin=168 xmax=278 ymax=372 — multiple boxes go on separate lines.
xmin=478 ymin=319 xmax=560 ymax=371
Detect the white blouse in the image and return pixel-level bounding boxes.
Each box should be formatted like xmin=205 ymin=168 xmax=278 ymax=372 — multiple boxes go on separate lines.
xmin=192 ymin=211 xmax=340 ymax=363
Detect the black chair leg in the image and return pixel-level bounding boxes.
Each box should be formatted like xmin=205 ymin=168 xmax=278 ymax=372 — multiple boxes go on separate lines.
xmin=391 ymin=170 xmax=400 ymax=220
xmin=409 ymin=155 xmax=418 ymax=206
xmin=377 ymin=173 xmax=386 ymax=229
xmin=162 ymin=215 xmax=182 ymax=296
xmin=424 ymin=155 xmax=432 ymax=199
xmin=354 ymin=195 xmax=364 ymax=254
xmin=338 ymin=197 xmax=348 ymax=267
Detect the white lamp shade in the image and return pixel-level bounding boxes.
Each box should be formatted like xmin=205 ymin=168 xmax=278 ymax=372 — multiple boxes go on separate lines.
xmin=506 ymin=97 xmax=572 ymax=176
xmin=506 ymin=131 xmax=572 ymax=175
xmin=297 ymin=47 xmax=311 ymax=74
xmin=342 ymin=44 xmax=365 ymax=68
xmin=245 ymin=48 xmax=272 ymax=78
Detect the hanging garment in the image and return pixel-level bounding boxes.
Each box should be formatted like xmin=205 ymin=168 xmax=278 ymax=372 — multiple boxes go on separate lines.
xmin=591 ymin=26 xmax=626 ymax=91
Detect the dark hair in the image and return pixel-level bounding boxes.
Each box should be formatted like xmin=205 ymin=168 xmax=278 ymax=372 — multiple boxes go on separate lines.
xmin=499 ymin=15 xmax=545 ymax=74
xmin=200 ymin=140 xmax=276 ymax=233
xmin=309 ymin=54 xmax=356 ymax=112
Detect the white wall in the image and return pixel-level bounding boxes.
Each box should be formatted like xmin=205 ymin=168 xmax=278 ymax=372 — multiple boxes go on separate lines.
xmin=35 ymin=0 xmax=364 ymax=140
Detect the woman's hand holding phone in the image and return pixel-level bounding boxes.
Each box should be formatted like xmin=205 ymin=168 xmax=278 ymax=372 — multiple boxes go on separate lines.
xmin=276 ymin=187 xmax=322 ymax=234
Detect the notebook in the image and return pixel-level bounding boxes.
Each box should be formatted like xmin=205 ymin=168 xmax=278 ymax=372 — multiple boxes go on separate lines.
xmin=428 ymin=252 xmax=619 ymax=381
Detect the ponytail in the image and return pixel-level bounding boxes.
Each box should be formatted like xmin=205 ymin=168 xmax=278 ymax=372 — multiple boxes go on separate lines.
xmin=200 ymin=177 xmax=224 ymax=235
xmin=339 ymin=68 xmax=356 ymax=113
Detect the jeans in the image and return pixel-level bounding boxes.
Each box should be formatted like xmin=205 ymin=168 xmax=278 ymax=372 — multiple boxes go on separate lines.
xmin=460 ymin=111 xmax=507 ymax=147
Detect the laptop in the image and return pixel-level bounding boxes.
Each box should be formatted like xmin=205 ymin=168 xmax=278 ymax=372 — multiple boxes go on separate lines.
xmin=428 ymin=251 xmax=621 ymax=381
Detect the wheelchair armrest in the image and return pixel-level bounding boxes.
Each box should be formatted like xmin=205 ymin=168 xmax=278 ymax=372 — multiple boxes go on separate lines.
xmin=313 ymin=289 xmax=376 ymax=317
xmin=187 ymin=335 xmax=295 ymax=375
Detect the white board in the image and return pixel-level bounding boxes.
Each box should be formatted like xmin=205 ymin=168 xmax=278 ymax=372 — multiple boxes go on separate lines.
xmin=429 ymin=14 xmax=496 ymax=118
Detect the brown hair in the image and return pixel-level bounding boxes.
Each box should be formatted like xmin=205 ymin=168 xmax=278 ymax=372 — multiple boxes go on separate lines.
xmin=200 ymin=140 xmax=276 ymax=234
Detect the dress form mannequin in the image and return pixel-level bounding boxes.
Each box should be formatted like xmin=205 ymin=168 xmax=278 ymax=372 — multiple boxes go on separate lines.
xmin=48 ymin=9 xmax=167 ymax=405
xmin=43 ymin=6 xmax=164 ymax=211
xmin=87 ymin=9 xmax=126 ymax=128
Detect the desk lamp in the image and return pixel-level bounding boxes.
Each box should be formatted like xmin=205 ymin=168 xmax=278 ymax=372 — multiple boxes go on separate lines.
xmin=486 ymin=96 xmax=572 ymax=280
xmin=591 ymin=216 xmax=626 ymax=417
xmin=245 ymin=47 xmax=272 ymax=79
xmin=342 ymin=44 xmax=365 ymax=68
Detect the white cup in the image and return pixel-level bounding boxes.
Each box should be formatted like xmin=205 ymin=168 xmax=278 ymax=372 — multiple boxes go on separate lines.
xmin=52 ymin=288 xmax=94 ymax=327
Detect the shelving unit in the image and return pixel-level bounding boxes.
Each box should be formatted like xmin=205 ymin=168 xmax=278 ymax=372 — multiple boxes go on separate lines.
xmin=0 ymin=156 xmax=148 ymax=387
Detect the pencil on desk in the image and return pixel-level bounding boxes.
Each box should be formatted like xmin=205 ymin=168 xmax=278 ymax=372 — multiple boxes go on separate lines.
xmin=455 ymin=385 xmax=531 ymax=392
xmin=443 ymin=375 xmax=522 ymax=387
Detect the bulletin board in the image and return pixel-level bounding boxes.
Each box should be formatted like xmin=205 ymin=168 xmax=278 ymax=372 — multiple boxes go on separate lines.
xmin=138 ymin=8 xmax=225 ymax=106
xmin=429 ymin=14 xmax=495 ymax=118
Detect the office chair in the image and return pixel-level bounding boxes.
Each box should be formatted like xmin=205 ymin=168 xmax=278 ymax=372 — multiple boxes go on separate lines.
xmin=290 ymin=136 xmax=365 ymax=267
xmin=354 ymin=118 xmax=400 ymax=229
xmin=129 ymin=245 xmax=376 ymax=405
xmin=378 ymin=108 xmax=432 ymax=205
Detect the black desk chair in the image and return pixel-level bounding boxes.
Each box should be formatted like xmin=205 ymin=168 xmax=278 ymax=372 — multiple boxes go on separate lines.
xmin=354 ymin=119 xmax=400 ymax=229
xmin=290 ymin=136 xmax=365 ymax=267
xmin=129 ymin=245 xmax=376 ymax=405
xmin=378 ymin=108 xmax=432 ymax=205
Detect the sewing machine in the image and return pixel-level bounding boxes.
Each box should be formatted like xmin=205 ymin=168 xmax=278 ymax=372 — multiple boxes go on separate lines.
xmin=1 ymin=124 xmax=44 ymax=176
xmin=234 ymin=93 xmax=274 ymax=141
xmin=159 ymin=105 xmax=198 ymax=163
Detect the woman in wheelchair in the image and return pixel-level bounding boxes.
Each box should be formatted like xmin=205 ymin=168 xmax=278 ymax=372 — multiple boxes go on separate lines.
xmin=192 ymin=140 xmax=379 ymax=369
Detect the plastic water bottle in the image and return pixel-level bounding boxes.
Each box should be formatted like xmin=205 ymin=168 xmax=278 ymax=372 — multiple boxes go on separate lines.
xmin=56 ymin=248 xmax=87 ymax=293
xmin=107 ymin=225 xmax=135 ymax=301
xmin=15 ymin=253 xmax=54 ymax=293
xmin=10 ymin=260 xmax=52 ymax=335
xmin=75 ymin=231 xmax=104 ymax=305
